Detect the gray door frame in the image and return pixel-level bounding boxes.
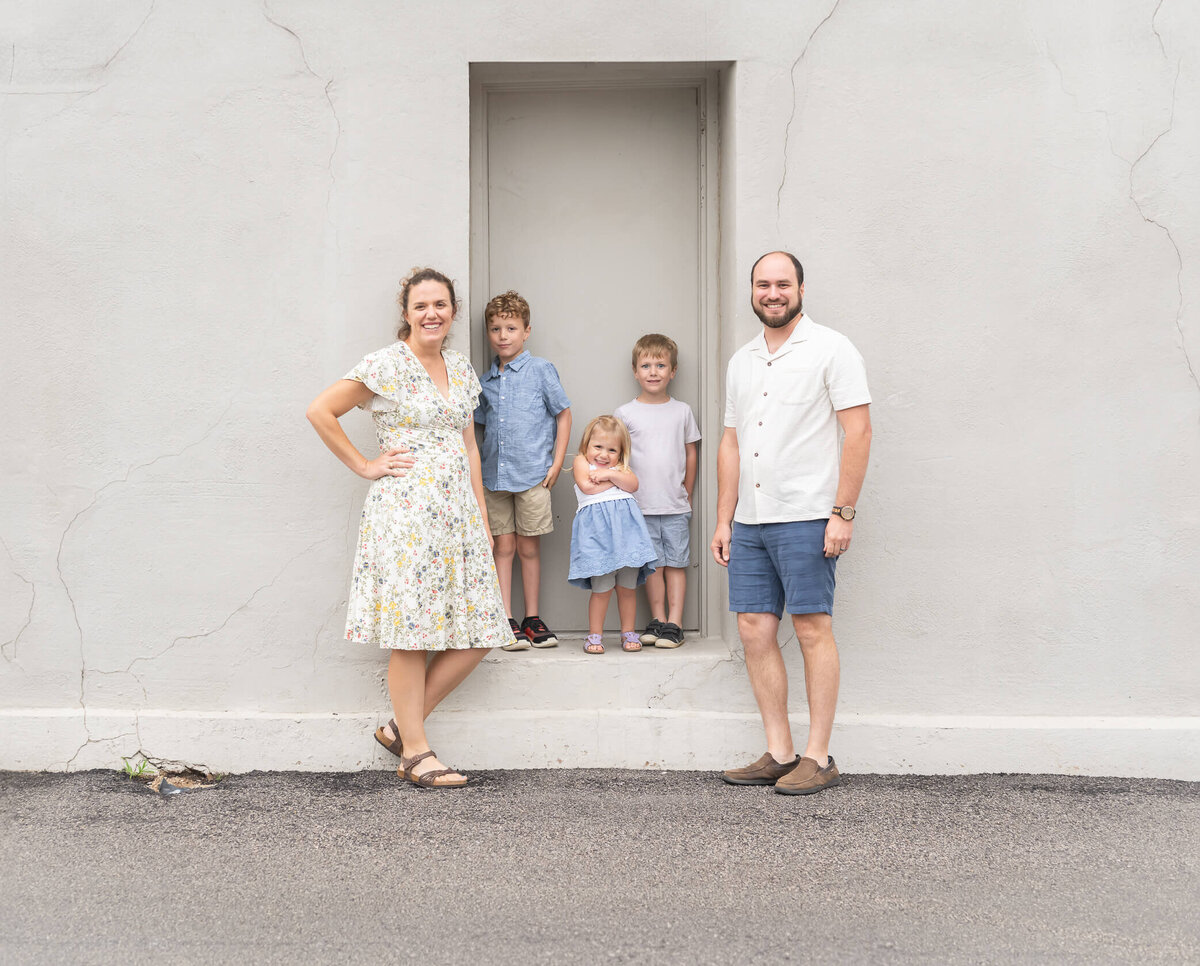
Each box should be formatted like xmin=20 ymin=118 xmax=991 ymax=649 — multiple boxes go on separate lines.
xmin=469 ymin=62 xmax=722 ymax=640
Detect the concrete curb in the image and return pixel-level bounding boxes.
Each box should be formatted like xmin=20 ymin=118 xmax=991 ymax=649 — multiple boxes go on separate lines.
xmin=4 ymin=705 xmax=1198 ymax=777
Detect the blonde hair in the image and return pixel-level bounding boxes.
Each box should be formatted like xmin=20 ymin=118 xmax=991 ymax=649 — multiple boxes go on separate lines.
xmin=578 ymin=415 xmax=633 ymax=471
xmin=632 ymin=332 xmax=678 ymax=370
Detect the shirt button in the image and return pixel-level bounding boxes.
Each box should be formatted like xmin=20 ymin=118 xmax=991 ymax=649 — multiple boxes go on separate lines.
xmin=754 ymin=452 xmax=758 ymax=457
xmin=755 ymin=483 xmax=760 ymax=488
xmin=767 ymin=362 xmax=772 ymax=367
xmin=758 ymin=421 xmax=763 ymax=426
xmin=763 ymin=391 xmax=768 ymax=396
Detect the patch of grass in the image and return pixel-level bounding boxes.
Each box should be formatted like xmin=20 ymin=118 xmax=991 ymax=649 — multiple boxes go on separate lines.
xmin=121 ymin=755 xmax=156 ymax=780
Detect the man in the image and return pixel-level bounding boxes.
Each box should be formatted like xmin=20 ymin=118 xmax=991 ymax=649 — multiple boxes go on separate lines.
xmin=711 ymin=251 xmax=872 ymax=796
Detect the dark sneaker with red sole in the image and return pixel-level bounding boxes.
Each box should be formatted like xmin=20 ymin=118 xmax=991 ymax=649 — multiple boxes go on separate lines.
xmin=521 ymin=615 xmax=559 ymax=648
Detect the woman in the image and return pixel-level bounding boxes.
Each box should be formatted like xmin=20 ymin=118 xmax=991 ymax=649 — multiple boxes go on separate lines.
xmin=306 ymin=267 xmax=510 ymax=788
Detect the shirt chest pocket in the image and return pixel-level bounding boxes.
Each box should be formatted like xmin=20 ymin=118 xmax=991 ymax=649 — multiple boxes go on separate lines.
xmin=511 ymin=380 xmax=545 ymax=414
xmin=778 ymin=368 xmax=825 ymax=406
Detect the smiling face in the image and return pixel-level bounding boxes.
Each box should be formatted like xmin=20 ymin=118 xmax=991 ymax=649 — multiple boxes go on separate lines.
xmin=486 ymin=313 xmax=530 ymax=365
xmin=634 ymin=352 xmax=676 ymax=399
xmin=403 ymin=280 xmax=456 ymax=348
xmin=751 ymin=252 xmax=804 ymax=330
xmin=586 ymin=431 xmax=622 ymax=468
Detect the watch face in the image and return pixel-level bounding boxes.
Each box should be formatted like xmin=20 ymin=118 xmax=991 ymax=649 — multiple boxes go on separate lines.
xmin=839 ymin=506 xmax=855 ymax=520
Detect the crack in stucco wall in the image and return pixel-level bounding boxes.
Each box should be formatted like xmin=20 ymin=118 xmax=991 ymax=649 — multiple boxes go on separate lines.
xmin=1127 ymin=61 xmax=1195 ymax=393
xmin=2 ymin=576 xmax=35 ymax=664
xmin=1152 ymin=0 xmax=1166 ymax=57
xmin=262 ymin=2 xmax=341 ymax=255
xmin=1049 ymin=22 xmax=1195 ymax=396
xmin=647 ymin=657 xmax=732 ymax=708
xmin=1046 ymin=50 xmax=1125 ymax=164
xmin=121 ymin=534 xmax=333 ymax=676
xmin=100 ymin=0 xmax=155 ymax=72
xmin=305 ymin=598 xmax=345 ymax=673
xmin=64 ymin=728 xmax=137 ymax=770
xmin=776 ymin=0 xmax=842 ymax=230
xmin=55 ymin=406 xmax=231 ymax=764
xmin=0 ymin=536 xmax=34 ymax=664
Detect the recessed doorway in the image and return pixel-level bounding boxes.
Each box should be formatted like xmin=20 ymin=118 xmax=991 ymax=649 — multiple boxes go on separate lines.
xmin=470 ymin=63 xmax=720 ymax=637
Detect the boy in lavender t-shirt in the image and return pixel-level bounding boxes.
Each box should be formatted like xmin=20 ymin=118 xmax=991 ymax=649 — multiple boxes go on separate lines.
xmin=614 ymin=334 xmax=701 ymax=648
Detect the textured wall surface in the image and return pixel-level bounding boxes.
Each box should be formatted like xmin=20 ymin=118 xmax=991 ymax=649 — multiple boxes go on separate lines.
xmin=2 ymin=1 xmax=1197 ymax=775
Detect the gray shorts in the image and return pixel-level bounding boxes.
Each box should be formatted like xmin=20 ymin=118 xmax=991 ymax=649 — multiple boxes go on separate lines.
xmin=644 ymin=512 xmax=691 ymax=569
xmin=590 ymin=566 xmax=640 ymax=593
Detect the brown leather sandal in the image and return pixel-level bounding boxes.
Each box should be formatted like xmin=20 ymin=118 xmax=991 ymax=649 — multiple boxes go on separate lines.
xmin=399 ymin=749 xmax=468 ymax=789
xmin=374 ymin=719 xmax=403 ymax=759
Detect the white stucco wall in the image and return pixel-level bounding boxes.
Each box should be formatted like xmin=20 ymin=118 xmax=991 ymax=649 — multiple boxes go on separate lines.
xmin=2 ymin=1 xmax=1197 ymax=776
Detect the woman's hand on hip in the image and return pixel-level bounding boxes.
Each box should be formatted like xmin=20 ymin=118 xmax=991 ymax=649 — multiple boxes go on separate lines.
xmin=360 ymin=445 xmax=414 ymax=480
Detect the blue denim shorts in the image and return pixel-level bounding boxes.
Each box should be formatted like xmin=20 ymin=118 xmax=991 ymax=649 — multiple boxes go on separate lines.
xmin=727 ymin=520 xmax=836 ymax=616
xmin=643 ymin=512 xmax=691 ymax=569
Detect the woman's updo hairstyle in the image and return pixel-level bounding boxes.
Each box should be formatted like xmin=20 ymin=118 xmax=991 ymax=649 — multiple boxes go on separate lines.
xmin=396 ymin=267 xmax=460 ymax=339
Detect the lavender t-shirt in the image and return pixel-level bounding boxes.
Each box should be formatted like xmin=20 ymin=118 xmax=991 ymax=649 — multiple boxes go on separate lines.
xmin=614 ymin=398 xmax=701 ymax=516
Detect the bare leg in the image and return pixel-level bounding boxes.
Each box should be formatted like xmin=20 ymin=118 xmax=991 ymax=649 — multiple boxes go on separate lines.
xmin=738 ymin=612 xmax=795 ymax=764
xmin=643 ymin=568 xmax=667 ymax=622
xmin=588 ymin=589 xmax=613 ymax=635
xmin=387 ymin=650 xmax=470 ymax=783
xmin=380 ymin=648 xmax=488 ymax=743
xmin=615 ymin=585 xmax=637 ymax=633
xmin=664 ymin=566 xmax=686 ymax=626
xmin=516 ymin=534 xmax=541 ymax=617
xmin=492 ymin=532 xmax=516 ymax=617
xmin=791 ymin=612 xmax=839 ymax=767
xmin=424 ymin=647 xmax=490 ymax=715
xmin=387 ymin=650 xmax=465 ymax=783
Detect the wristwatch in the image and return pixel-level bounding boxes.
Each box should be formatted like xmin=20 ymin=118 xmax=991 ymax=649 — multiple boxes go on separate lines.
xmin=832 ymin=505 xmax=856 ymax=521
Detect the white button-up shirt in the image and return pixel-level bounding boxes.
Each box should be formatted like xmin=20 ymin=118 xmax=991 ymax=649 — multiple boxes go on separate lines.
xmin=724 ymin=314 xmax=871 ymax=524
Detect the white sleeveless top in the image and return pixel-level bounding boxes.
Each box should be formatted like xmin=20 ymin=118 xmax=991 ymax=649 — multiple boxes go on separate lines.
xmin=574 ymin=467 xmax=637 ymax=513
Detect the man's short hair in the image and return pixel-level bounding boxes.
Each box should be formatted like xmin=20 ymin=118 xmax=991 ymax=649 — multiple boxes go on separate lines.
xmin=484 ymin=290 xmax=531 ymax=326
xmin=631 ymin=333 xmax=679 ymax=370
xmin=750 ymin=251 xmax=804 ymax=287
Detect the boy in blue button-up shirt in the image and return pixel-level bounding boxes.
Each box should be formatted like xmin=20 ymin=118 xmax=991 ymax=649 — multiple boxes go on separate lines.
xmin=474 ymin=291 xmax=572 ymax=651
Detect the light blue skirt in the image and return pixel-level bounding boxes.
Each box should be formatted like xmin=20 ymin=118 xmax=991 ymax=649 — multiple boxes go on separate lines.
xmin=568 ymin=499 xmax=658 ymax=590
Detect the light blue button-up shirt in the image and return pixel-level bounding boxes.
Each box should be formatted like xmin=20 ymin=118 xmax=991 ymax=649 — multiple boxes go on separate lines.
xmin=474 ymin=351 xmax=571 ymax=492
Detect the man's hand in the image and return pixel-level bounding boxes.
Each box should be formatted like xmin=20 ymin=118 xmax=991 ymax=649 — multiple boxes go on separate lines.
xmin=711 ymin=521 xmax=732 ymax=567
xmin=824 ymin=516 xmax=853 ymax=557
xmin=541 ymin=465 xmax=562 ymax=489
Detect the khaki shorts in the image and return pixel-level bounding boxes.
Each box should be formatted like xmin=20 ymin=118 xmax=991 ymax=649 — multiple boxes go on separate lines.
xmin=485 ymin=484 xmax=554 ymax=537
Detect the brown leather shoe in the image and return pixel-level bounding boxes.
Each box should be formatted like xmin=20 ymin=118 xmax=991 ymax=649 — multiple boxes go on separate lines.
xmin=721 ymin=752 xmax=801 ymax=786
xmin=774 ymin=755 xmax=841 ymax=795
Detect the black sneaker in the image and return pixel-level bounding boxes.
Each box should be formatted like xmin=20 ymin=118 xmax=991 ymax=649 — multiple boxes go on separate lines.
xmin=654 ymin=622 xmax=684 ymax=648
xmin=501 ymin=616 xmax=530 ymax=651
xmin=639 ymin=619 xmax=665 ymax=646
xmin=521 ymin=615 xmax=559 ymax=648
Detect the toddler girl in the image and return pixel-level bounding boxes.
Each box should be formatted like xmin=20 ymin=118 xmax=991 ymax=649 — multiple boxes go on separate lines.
xmin=568 ymin=416 xmax=658 ymax=654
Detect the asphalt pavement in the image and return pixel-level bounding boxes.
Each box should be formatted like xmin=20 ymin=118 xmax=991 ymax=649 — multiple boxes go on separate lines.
xmin=1 ymin=769 xmax=1197 ymax=965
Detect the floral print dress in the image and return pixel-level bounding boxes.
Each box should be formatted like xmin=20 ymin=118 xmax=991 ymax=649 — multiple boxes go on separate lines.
xmin=342 ymin=342 xmax=510 ymax=651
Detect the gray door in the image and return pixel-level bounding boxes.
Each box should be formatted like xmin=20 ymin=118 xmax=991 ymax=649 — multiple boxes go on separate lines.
xmin=478 ymin=83 xmax=703 ymax=634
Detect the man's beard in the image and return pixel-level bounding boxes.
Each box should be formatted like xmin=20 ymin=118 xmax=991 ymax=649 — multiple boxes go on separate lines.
xmin=753 ymin=299 xmax=803 ymax=329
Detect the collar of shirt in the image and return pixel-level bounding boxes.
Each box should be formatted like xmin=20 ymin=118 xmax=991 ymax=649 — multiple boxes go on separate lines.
xmin=485 ymin=349 xmax=532 ymax=380
xmin=747 ymin=314 xmax=813 ymax=361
